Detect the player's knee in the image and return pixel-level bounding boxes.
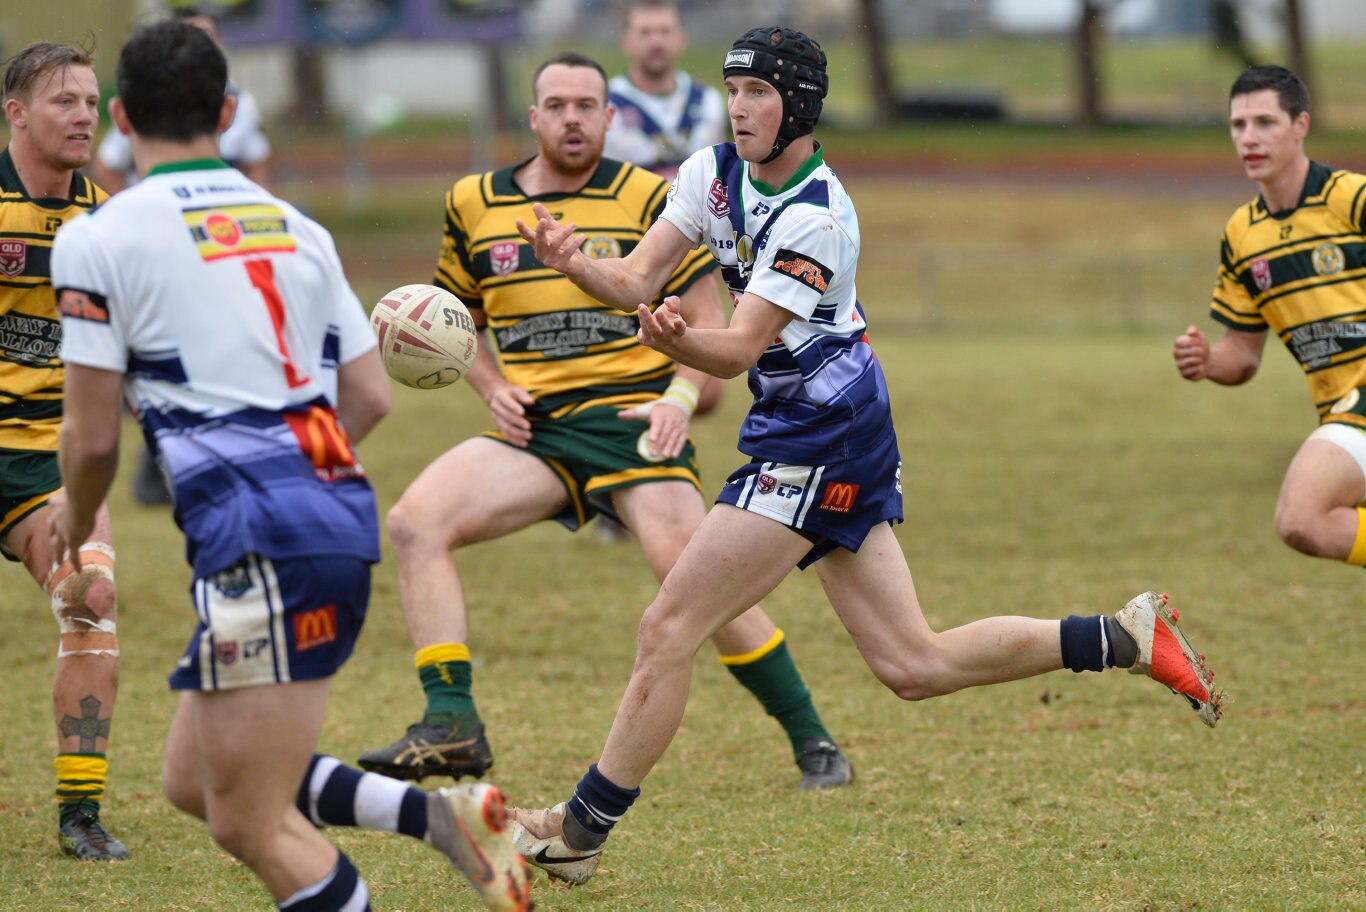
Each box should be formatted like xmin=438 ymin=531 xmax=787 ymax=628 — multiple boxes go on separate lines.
xmin=387 ymin=497 xmax=451 ymax=554
xmin=162 ymin=766 xmax=203 ymax=820
xmin=869 ymin=652 xmax=949 ymax=701
xmin=634 ymin=599 xmax=703 ymax=669
xmin=1273 ymin=503 xmax=1324 ymax=556
xmin=48 ymin=544 xmax=120 ymax=659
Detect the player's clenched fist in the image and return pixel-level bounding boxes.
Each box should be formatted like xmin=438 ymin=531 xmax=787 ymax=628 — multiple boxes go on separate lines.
xmin=1173 ymin=324 xmax=1212 ymax=381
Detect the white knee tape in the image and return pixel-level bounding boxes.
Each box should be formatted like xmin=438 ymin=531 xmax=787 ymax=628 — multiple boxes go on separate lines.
xmin=51 ymin=561 xmax=118 ymax=636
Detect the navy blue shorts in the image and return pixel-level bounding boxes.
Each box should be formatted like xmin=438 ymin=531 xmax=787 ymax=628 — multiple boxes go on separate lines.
xmin=716 ymin=431 xmax=905 ymax=569
xmin=169 ymin=553 xmax=369 ymax=692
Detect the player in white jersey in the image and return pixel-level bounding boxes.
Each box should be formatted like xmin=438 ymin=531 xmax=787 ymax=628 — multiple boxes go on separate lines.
xmin=603 ymin=0 xmax=727 ymax=181
xmin=49 ymin=21 xmax=530 ymax=912
xmin=507 ymin=26 xmax=1227 ymax=887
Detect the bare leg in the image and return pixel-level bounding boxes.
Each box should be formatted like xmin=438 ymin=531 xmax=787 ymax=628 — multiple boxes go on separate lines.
xmin=1274 ymin=435 xmax=1365 ymax=559
xmin=597 ymin=505 xmax=812 ymax=788
xmin=170 ymin=679 xmax=338 ymax=901
xmin=386 ymin=437 xmax=566 ymax=649
xmin=815 ymin=523 xmax=1062 ymax=699
xmin=614 ymin=482 xmax=782 ymax=656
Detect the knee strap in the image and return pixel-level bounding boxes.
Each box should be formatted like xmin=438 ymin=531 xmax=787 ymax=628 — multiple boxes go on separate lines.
xmin=48 ymin=543 xmax=119 ymax=657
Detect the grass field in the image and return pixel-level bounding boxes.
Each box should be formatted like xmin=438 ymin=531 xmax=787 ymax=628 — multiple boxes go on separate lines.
xmin=1 ymin=170 xmax=1363 ymax=909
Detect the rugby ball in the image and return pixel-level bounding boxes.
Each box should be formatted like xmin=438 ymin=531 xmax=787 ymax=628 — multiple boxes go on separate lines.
xmin=370 ymin=284 xmax=478 ymax=389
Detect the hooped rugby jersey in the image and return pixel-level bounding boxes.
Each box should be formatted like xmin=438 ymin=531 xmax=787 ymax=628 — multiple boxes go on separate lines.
xmin=661 ymin=142 xmax=894 ymax=464
xmin=0 ymin=147 xmax=106 ymax=452
xmin=1210 ymin=161 xmax=1366 ymax=423
xmin=434 ymin=157 xmax=716 ymax=418
xmin=52 ymin=158 xmax=380 ymax=576
xmin=603 ymin=73 xmax=727 ymax=179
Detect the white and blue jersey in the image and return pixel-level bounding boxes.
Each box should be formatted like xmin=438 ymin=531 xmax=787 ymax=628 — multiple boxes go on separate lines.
xmin=604 ymin=73 xmax=727 ymax=179
xmin=52 ymin=159 xmax=380 ymax=579
xmin=661 ymin=142 xmax=894 ymax=465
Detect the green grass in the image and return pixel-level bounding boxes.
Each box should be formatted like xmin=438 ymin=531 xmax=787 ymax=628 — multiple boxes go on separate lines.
xmin=2 ymin=176 xmax=1364 ymax=907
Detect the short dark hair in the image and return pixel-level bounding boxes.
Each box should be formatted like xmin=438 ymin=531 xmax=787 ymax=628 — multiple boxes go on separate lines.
xmin=531 ymin=52 xmax=607 ymax=104
xmin=2 ymin=41 xmax=94 ymax=104
xmin=1230 ymin=64 xmax=1310 ymax=119
xmin=116 ymin=20 xmax=227 ymax=141
xmin=623 ymin=0 xmax=680 ymax=27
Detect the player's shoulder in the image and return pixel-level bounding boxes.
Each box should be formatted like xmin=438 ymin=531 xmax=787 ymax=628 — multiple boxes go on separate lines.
xmin=447 ymin=163 xmax=528 ymax=213
xmin=1315 ymin=162 xmax=1366 ymax=221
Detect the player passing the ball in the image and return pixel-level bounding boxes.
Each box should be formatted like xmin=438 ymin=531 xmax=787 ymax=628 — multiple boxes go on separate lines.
xmin=508 ymin=26 xmax=1225 ymax=885
xmin=1173 ymin=64 xmax=1366 ymax=570
xmin=49 ymin=20 xmax=529 ymax=912
xmin=357 ymin=50 xmax=854 ymax=795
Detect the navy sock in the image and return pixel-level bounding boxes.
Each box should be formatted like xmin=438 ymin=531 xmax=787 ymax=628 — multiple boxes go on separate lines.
xmin=279 ymin=850 xmax=371 ymax=911
xmin=1059 ymin=614 xmax=1107 ymax=672
xmin=566 ymin=763 xmax=639 ymax=839
xmin=296 ymin=754 xmax=428 ymax=840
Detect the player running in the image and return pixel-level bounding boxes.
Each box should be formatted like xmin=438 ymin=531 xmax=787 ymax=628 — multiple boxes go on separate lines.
xmin=510 ymin=25 xmax=1224 ymax=886
xmin=50 ymin=20 xmax=528 ymax=910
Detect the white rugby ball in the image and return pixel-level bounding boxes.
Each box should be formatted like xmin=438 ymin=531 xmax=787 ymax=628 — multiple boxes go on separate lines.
xmin=370 ymin=284 xmax=477 ymax=390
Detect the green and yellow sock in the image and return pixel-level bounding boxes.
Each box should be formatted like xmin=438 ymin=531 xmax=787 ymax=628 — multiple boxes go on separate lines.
xmin=1346 ymin=506 xmax=1366 ymax=566
xmin=416 ymin=643 xmax=482 ymax=731
xmin=55 ymin=752 xmax=107 ymax=819
xmin=720 ymin=630 xmax=830 ymax=760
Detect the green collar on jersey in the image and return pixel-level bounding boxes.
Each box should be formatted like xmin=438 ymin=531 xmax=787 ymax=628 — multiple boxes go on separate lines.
xmin=748 ymin=143 xmax=824 ymax=197
xmin=145 ymin=158 xmax=230 ymax=177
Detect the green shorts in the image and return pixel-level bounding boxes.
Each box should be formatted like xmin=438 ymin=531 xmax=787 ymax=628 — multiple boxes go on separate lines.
xmin=0 ymin=448 xmax=62 ymax=561
xmin=484 ymin=405 xmax=702 ymax=531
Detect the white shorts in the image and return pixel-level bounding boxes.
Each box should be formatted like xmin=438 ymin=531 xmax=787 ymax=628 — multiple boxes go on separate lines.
xmin=1308 ymin=423 xmax=1366 ymax=480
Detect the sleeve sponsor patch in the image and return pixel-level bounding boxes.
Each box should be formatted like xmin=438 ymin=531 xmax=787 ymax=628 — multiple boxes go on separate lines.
xmin=57 ymin=288 xmax=111 ymax=324
xmin=769 ymin=248 xmax=833 ymax=294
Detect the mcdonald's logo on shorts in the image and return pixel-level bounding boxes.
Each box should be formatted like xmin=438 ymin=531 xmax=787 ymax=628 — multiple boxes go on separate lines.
xmin=294 ymin=604 xmax=338 ymax=651
xmin=818 ymin=481 xmax=860 ymax=514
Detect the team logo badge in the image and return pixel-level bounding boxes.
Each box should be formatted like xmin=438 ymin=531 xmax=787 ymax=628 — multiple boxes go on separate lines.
xmin=0 ymin=240 xmax=27 ymax=278
xmin=1330 ymin=388 xmax=1361 ymax=414
xmin=215 ymin=640 xmax=239 ymax=665
xmin=708 ymin=178 xmax=730 ymax=218
xmin=636 ymin=430 xmax=668 ymax=464
xmin=818 ymin=481 xmax=860 ymax=514
xmin=1250 ymin=258 xmax=1273 ymax=292
xmin=490 ymin=241 xmax=520 ymax=277
xmin=582 ymin=236 xmax=622 ymax=260
xmin=757 ymin=472 xmax=777 ymax=495
xmin=213 ymin=563 xmax=253 ymax=598
xmin=1312 ymin=243 xmax=1345 ymax=277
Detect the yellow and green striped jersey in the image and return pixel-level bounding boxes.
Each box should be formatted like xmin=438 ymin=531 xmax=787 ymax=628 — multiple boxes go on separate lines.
xmin=434 ymin=157 xmax=716 ymax=418
xmin=1210 ymin=161 xmax=1366 ymax=422
xmin=0 ymin=147 xmax=106 ymax=452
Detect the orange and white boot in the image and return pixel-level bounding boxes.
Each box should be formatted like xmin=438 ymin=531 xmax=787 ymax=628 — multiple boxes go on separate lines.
xmin=1114 ymin=591 xmax=1222 ymax=727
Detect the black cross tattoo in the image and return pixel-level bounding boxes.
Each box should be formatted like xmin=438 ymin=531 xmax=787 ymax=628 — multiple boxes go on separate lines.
xmin=59 ymin=695 xmax=111 ymax=752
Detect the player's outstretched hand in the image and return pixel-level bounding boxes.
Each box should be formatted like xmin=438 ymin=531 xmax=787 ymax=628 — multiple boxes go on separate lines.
xmin=636 ymin=297 xmax=687 ymax=353
xmin=515 ymin=203 xmax=585 ymax=277
xmin=1173 ymin=324 xmax=1211 ymax=381
xmin=486 ymin=384 xmax=537 ymax=448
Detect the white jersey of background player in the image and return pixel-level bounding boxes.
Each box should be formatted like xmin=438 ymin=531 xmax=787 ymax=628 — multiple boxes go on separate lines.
xmin=603 ymin=0 xmax=726 ymax=179
xmin=96 ymin=85 xmax=269 ymax=188
xmin=605 ymin=72 xmax=725 ymax=179
xmin=53 ymin=163 xmax=376 ymax=577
